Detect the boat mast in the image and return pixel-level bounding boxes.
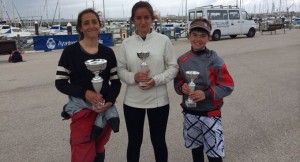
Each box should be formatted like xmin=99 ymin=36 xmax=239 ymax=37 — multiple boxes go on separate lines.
xmin=46 ymin=0 xmax=49 ymax=27
xmin=185 ymin=0 xmax=187 ymax=22
xmin=103 ymin=0 xmax=106 ymax=27
xmin=0 ymin=0 xmax=3 ymax=21
xmin=11 ymin=0 xmax=26 ymax=28
xmin=1 ymin=0 xmax=12 ymax=24
xmin=51 ymin=0 xmax=59 ymax=26
xmin=58 ymin=0 xmax=60 ymax=25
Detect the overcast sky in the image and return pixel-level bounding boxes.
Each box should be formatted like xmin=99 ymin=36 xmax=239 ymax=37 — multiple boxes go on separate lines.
xmin=1 ymin=0 xmax=298 ymax=21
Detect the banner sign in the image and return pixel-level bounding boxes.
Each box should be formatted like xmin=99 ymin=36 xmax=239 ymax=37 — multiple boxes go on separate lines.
xmin=33 ymin=33 xmax=113 ymax=51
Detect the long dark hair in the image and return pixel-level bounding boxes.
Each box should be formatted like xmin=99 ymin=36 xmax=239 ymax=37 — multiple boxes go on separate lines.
xmin=76 ymin=8 xmax=101 ymax=40
xmin=130 ymin=1 xmax=155 ymax=22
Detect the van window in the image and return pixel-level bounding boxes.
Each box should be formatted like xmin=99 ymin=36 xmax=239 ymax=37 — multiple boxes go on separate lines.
xmin=242 ymin=11 xmax=251 ymax=20
xmin=2 ymin=26 xmax=10 ymax=29
xmin=196 ymin=11 xmax=203 ymax=18
xmin=229 ymin=10 xmax=240 ymax=20
xmin=189 ymin=12 xmax=195 ymax=21
xmin=207 ymin=10 xmax=228 ymax=20
xmin=189 ymin=11 xmax=203 ymax=21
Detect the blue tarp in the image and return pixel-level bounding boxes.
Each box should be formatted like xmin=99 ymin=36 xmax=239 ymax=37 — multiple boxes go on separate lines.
xmin=33 ymin=33 xmax=113 ymax=51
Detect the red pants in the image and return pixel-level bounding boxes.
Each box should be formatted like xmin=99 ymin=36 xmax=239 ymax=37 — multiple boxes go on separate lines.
xmin=70 ymin=109 xmax=112 ymax=162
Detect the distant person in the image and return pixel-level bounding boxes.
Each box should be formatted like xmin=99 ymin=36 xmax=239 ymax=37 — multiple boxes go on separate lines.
xmin=8 ymin=50 xmax=23 ymax=63
xmin=55 ymin=8 xmax=121 ymax=162
xmin=117 ymin=1 xmax=178 ymax=162
xmin=174 ymin=18 xmax=234 ymax=162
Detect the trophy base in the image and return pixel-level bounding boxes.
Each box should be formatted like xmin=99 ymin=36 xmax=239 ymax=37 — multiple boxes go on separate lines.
xmin=139 ymin=82 xmax=147 ymax=87
xmin=185 ymin=100 xmax=197 ymax=107
xmin=93 ymin=102 xmax=105 ymax=109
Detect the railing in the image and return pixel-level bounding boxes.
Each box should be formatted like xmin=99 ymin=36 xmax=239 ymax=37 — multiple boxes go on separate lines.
xmin=260 ymin=23 xmax=286 ymax=35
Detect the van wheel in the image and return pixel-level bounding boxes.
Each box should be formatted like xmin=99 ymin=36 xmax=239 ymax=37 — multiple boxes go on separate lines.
xmin=212 ymin=31 xmax=221 ymax=41
xmin=246 ymin=28 xmax=256 ymax=37
xmin=230 ymin=35 xmax=237 ymax=38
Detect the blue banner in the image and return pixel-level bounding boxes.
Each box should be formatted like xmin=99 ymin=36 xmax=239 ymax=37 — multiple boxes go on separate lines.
xmin=33 ymin=33 xmax=113 ymax=51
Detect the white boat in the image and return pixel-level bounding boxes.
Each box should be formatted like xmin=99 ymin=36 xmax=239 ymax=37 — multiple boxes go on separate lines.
xmin=47 ymin=25 xmax=78 ymax=35
xmin=0 ymin=25 xmax=34 ymax=38
xmin=0 ymin=24 xmax=11 ymax=34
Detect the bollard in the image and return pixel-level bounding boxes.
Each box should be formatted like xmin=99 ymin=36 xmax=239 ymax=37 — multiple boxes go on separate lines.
xmin=17 ymin=34 xmax=21 ymax=51
xmin=120 ymin=28 xmax=127 ymax=39
xmin=34 ymin=21 xmax=39 ymax=35
xmin=129 ymin=21 xmax=133 ymax=36
xmin=173 ymin=29 xmax=178 ymax=41
xmin=67 ymin=22 xmax=72 ymax=35
xmin=154 ymin=19 xmax=158 ymax=31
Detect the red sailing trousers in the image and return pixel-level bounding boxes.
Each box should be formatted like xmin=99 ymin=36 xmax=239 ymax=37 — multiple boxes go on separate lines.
xmin=70 ymin=109 xmax=112 ymax=162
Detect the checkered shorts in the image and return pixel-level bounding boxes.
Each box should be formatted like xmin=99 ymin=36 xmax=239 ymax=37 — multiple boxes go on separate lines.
xmin=183 ymin=112 xmax=225 ymax=158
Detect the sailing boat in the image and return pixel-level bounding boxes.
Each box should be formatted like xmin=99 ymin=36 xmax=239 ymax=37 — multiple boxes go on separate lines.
xmin=0 ymin=24 xmax=33 ymax=38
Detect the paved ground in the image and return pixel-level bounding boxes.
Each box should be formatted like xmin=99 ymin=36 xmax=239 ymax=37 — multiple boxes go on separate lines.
xmin=0 ymin=29 xmax=299 ymax=162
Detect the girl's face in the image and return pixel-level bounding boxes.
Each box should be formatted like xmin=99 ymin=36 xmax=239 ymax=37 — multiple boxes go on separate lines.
xmin=189 ymin=30 xmax=210 ymax=51
xmin=132 ymin=7 xmax=153 ymax=37
xmin=79 ymin=12 xmax=100 ymax=39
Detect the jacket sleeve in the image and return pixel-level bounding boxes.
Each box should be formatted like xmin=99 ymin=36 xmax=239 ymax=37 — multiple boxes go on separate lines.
xmin=173 ymin=60 xmax=184 ymax=95
xmin=152 ymin=38 xmax=178 ymax=86
xmin=207 ymin=55 xmax=234 ymax=101
xmin=55 ymin=48 xmax=86 ymax=98
xmin=117 ymin=43 xmax=137 ymax=85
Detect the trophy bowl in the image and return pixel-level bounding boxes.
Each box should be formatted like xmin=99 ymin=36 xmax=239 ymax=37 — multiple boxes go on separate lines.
xmin=137 ymin=52 xmax=150 ymax=61
xmin=84 ymin=59 xmax=107 ymax=73
xmin=186 ymin=71 xmax=200 ymax=81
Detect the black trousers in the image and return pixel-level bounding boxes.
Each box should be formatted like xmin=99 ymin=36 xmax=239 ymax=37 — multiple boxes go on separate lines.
xmin=124 ymin=104 xmax=169 ymax=162
xmin=192 ymin=146 xmax=223 ymax=162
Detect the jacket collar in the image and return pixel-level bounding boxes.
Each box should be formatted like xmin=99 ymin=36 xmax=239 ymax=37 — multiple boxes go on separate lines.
xmin=134 ymin=29 xmax=155 ymax=41
xmin=191 ymin=47 xmax=209 ymax=55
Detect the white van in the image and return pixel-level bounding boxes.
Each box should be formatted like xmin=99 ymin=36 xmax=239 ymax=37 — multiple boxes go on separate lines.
xmin=188 ymin=5 xmax=256 ymax=41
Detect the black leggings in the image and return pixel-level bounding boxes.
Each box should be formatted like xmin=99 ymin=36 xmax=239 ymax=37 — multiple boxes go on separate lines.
xmin=192 ymin=146 xmax=223 ymax=162
xmin=123 ymin=104 xmax=169 ymax=162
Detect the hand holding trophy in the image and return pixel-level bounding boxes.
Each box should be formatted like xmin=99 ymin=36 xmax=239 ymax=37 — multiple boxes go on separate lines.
xmin=185 ymin=71 xmax=200 ymax=107
xmin=137 ymin=51 xmax=150 ymax=87
xmin=85 ymin=58 xmax=120 ymax=137
xmin=85 ymin=59 xmax=107 ymax=108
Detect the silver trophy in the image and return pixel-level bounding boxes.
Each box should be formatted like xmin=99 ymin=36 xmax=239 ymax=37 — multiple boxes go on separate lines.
xmin=137 ymin=51 xmax=150 ymax=87
xmin=85 ymin=59 xmax=107 ymax=108
xmin=185 ymin=71 xmax=200 ymax=107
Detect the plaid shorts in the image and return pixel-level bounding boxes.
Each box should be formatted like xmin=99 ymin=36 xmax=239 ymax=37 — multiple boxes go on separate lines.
xmin=183 ymin=112 xmax=225 ymax=158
